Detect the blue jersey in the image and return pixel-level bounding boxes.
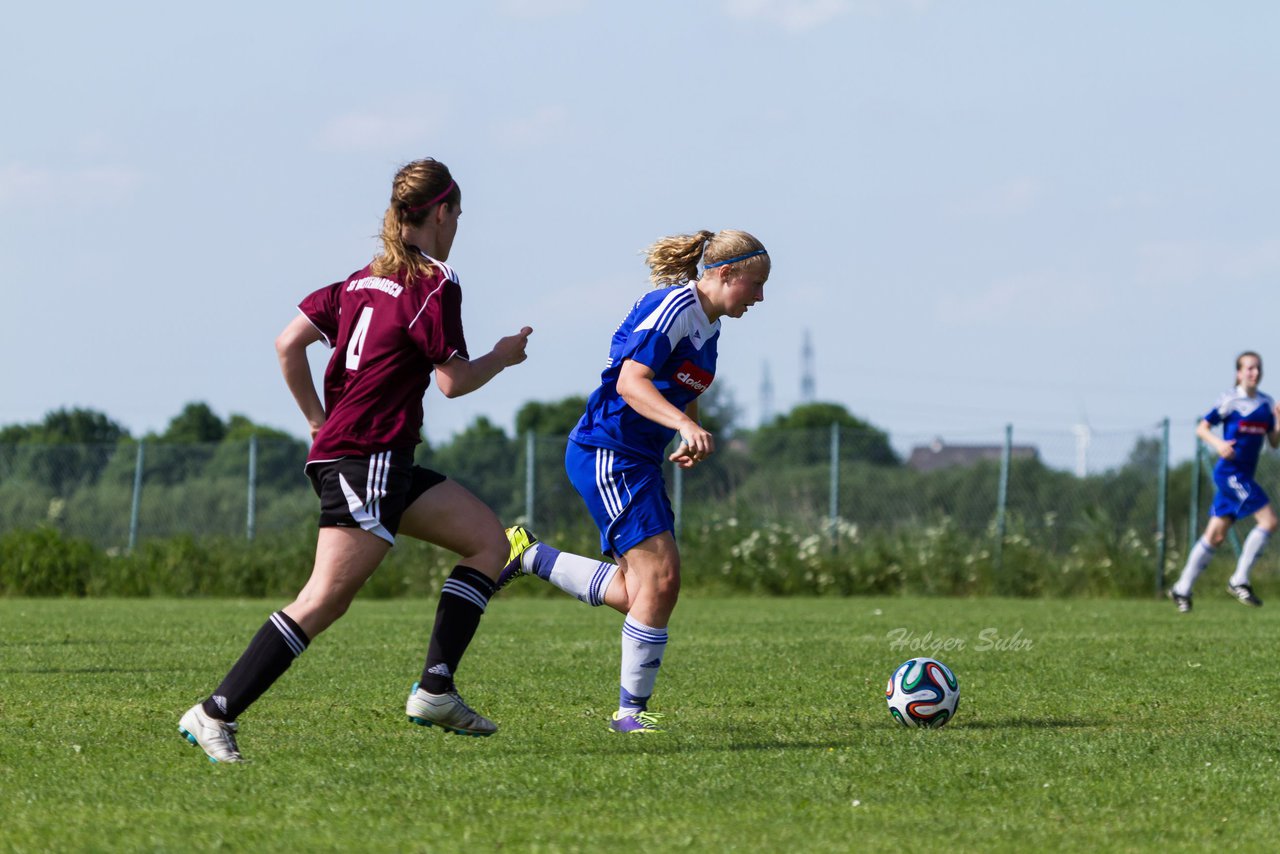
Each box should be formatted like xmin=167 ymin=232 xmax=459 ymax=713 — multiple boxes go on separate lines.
xmin=1204 ymin=388 xmax=1276 ymax=478
xmin=570 ymin=284 xmax=720 ymax=464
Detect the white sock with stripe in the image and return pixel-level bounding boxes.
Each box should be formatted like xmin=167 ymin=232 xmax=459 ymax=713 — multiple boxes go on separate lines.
xmin=522 ymin=543 xmax=619 ymax=606
xmin=619 ymin=615 xmax=668 ymax=712
xmin=1230 ymin=528 xmax=1271 ymax=587
xmin=1173 ymin=538 xmax=1216 ymax=597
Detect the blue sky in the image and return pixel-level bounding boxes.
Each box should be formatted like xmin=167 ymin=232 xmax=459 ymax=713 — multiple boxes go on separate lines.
xmin=4 ymin=0 xmax=1278 ymax=471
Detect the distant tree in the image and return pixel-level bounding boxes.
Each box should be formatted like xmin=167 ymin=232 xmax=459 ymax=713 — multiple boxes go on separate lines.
xmin=222 ymin=415 xmax=296 ymax=443
xmin=0 ymin=408 xmax=130 ymax=445
xmin=515 ymin=396 xmax=588 ymax=437
xmin=431 ymin=416 xmax=518 ymax=513
xmin=0 ymin=408 xmax=130 ymax=492
xmin=697 ymin=381 xmax=741 ymax=438
xmin=1123 ymin=436 xmax=1163 ymax=474
xmin=207 ymin=414 xmax=310 ymax=489
xmin=158 ymin=402 xmax=227 ymax=444
xmin=749 ymin=402 xmax=898 ymax=466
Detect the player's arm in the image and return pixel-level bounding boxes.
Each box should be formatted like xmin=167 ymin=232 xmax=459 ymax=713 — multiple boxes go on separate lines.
xmin=435 ymin=326 xmax=532 ymax=398
xmin=616 ymin=359 xmax=713 ymax=463
xmin=1195 ymin=418 xmax=1235 ymax=459
xmin=275 ymin=314 xmax=327 ymax=439
xmin=1270 ymin=403 xmax=1280 ymax=449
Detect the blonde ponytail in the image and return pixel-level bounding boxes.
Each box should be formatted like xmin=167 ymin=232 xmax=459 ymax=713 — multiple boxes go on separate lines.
xmin=371 ymin=159 xmax=460 ymax=283
xmin=644 ymin=229 xmax=768 ymax=288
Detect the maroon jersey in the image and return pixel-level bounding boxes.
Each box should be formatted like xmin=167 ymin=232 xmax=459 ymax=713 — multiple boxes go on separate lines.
xmin=299 ymin=256 xmax=469 ymax=464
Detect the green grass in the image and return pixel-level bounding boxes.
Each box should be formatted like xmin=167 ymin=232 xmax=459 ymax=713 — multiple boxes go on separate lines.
xmin=2 ymin=592 xmax=1278 ymax=852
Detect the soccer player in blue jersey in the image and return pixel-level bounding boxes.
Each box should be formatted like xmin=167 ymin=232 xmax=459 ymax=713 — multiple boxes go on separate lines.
xmin=499 ymin=229 xmax=769 ymax=732
xmin=1170 ymin=351 xmax=1280 ymax=612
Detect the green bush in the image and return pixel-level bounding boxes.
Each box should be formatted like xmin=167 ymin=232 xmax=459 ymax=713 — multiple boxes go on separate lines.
xmin=0 ymin=513 xmax=1248 ymax=600
xmin=0 ymin=527 xmax=100 ymax=596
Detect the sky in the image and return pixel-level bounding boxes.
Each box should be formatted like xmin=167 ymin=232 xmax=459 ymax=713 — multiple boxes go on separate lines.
xmin=4 ymin=0 xmax=1279 ymax=473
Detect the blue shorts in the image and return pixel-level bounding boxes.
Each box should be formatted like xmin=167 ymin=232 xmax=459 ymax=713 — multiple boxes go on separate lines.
xmin=1210 ymin=471 xmax=1272 ymax=520
xmin=565 ymin=440 xmax=674 ymax=558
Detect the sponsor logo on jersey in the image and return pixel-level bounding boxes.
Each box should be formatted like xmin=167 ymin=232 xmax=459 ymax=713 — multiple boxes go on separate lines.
xmin=674 ymin=361 xmax=714 ymax=394
xmin=1238 ymin=420 xmax=1270 ymax=435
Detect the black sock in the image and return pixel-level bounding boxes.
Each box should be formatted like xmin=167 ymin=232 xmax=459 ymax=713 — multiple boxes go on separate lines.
xmin=419 ymin=566 xmax=495 ymax=694
xmin=203 ymin=611 xmax=310 ymax=721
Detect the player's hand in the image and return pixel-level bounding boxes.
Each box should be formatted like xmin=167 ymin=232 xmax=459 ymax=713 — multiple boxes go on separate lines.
xmin=676 ymin=421 xmax=714 ymax=462
xmin=495 ymin=327 xmax=533 ymax=367
xmin=669 ymin=442 xmax=700 ymax=469
xmin=1217 ymin=439 xmax=1236 ymax=460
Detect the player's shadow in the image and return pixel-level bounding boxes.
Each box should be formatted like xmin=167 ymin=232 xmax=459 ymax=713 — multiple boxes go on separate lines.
xmin=0 ymin=666 xmax=185 ymax=674
xmin=722 ymin=738 xmax=869 ymax=752
xmin=958 ymin=716 xmax=1098 ymax=730
xmin=0 ymin=639 xmax=162 ymax=647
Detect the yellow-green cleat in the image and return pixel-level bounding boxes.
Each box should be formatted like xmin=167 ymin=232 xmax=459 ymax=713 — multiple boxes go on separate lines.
xmin=495 ymin=526 xmax=539 ymax=593
xmin=609 ymin=710 xmax=664 ymax=733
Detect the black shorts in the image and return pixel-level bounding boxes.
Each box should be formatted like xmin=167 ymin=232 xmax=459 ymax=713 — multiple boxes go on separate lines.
xmin=306 ymin=451 xmax=446 ymax=545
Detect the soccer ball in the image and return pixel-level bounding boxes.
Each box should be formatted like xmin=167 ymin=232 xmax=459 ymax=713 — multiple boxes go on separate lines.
xmin=885 ymin=657 xmax=959 ymax=728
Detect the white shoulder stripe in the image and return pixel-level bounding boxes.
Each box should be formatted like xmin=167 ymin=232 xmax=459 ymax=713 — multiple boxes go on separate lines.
xmin=635 ymin=289 xmax=695 ymax=335
xmin=408 ymin=280 xmax=447 ymax=330
xmin=433 ymin=259 xmax=458 ymax=283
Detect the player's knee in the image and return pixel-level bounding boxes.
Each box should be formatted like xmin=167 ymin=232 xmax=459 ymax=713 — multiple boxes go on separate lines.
xmin=465 ymin=527 xmax=510 ymax=579
xmin=652 ymin=568 xmax=681 ymax=605
xmin=287 ymin=593 xmax=349 ymax=636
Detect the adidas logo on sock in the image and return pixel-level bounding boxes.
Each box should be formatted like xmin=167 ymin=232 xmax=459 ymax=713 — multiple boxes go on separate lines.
xmin=212 ymin=695 xmax=228 ymax=714
xmin=427 ymin=663 xmax=452 ymax=677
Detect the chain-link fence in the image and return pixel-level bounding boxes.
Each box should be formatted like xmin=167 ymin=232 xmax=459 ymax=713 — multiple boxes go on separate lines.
xmin=6 ymin=422 xmax=1272 ymax=594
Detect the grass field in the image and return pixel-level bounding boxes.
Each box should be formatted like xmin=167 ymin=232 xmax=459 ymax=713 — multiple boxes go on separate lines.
xmin=3 ymin=591 xmax=1279 ymax=852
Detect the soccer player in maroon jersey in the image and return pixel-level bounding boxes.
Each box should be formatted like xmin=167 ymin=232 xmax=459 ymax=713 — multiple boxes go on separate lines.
xmin=179 ymin=158 xmax=532 ymax=762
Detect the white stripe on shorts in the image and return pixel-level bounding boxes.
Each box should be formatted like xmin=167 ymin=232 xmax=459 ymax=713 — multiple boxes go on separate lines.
xmin=338 ymin=457 xmax=393 ymax=544
xmin=595 ymin=448 xmax=625 ymax=520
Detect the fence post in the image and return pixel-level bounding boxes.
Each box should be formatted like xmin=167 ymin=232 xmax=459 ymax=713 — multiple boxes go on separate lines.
xmin=829 ymin=422 xmax=840 ymax=551
xmin=1189 ymin=436 xmax=1201 ymax=551
xmin=525 ymin=430 xmax=536 ymax=530
xmin=128 ymin=439 xmax=145 ymax=553
xmin=672 ymin=459 xmax=683 ymax=542
xmin=995 ymin=424 xmax=1012 ymax=576
xmin=247 ymin=434 xmax=258 ymax=541
xmin=1155 ymin=418 xmax=1169 ymax=593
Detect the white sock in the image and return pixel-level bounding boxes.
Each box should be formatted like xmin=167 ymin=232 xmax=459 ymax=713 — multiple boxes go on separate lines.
xmin=522 ymin=543 xmax=619 ymax=606
xmin=619 ymin=615 xmax=667 ymax=712
xmin=1230 ymin=528 xmax=1271 ymax=587
xmin=1173 ymin=538 xmax=1216 ymax=597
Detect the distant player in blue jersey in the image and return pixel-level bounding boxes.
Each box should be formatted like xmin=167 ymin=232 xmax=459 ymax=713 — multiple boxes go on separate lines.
xmin=498 ymin=229 xmax=769 ymax=732
xmin=1170 ymin=351 xmax=1280 ymax=612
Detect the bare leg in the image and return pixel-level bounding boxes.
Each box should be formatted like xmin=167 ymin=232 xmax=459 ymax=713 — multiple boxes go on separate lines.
xmin=284 ymin=527 xmax=390 ymax=638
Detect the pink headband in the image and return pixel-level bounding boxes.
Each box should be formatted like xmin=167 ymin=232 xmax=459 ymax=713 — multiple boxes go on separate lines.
xmin=405 ymin=180 xmax=456 ymax=215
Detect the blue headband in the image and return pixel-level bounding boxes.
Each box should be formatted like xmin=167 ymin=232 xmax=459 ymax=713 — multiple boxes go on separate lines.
xmin=703 ymin=249 xmax=768 ymax=269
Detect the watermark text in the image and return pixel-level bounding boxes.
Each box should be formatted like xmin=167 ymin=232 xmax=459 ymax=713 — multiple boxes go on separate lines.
xmin=885 ymin=627 xmax=1034 ymax=654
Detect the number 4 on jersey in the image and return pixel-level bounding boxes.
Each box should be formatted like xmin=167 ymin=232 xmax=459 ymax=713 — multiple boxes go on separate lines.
xmin=346 ymin=306 xmax=373 ymax=370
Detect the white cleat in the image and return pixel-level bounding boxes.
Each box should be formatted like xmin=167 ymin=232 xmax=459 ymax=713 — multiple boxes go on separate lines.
xmin=405 ymin=683 xmax=497 ymax=736
xmin=179 ymin=703 xmax=245 ymax=763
